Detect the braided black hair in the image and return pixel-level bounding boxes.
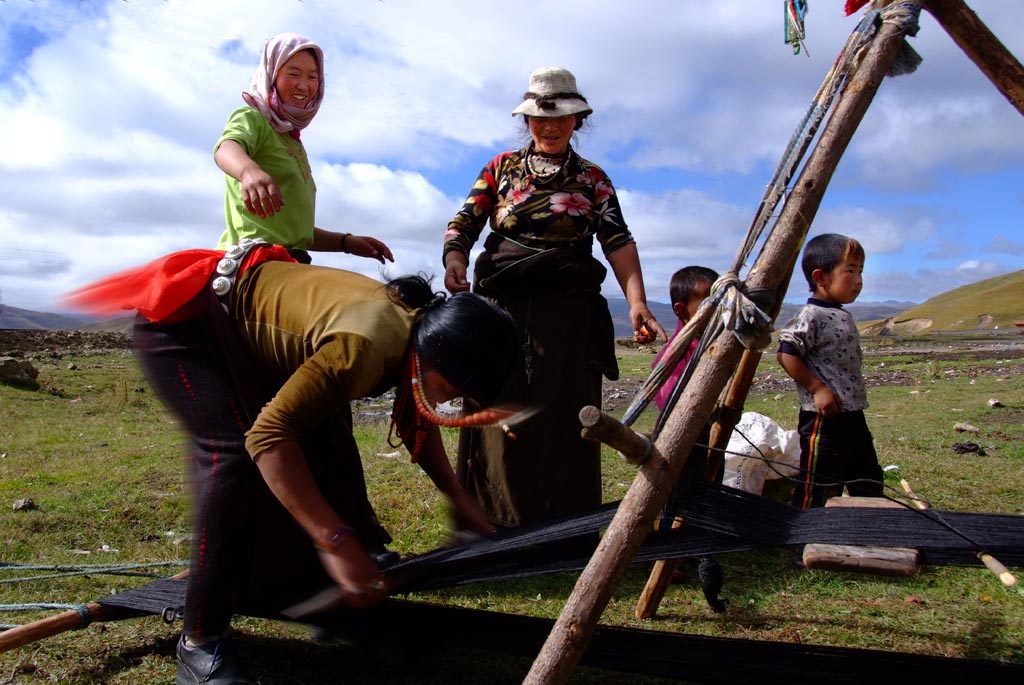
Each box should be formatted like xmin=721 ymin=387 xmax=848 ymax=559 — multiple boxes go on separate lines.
xmin=386 ymin=275 xmax=518 ymax=406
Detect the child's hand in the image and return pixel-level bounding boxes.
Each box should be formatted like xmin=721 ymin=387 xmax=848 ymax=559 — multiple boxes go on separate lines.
xmin=812 ymin=386 xmax=841 ymax=416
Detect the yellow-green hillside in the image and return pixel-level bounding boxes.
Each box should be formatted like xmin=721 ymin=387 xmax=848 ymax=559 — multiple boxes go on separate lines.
xmin=891 ymin=268 xmax=1024 ymax=333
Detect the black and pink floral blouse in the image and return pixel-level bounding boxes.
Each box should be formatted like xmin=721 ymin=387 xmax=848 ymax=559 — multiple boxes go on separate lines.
xmin=443 ymin=144 xmax=634 ymax=262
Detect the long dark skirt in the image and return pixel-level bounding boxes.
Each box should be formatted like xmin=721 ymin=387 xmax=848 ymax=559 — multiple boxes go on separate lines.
xmin=456 ymin=292 xmax=617 ymax=528
xmin=134 ymin=313 xmax=386 ymax=639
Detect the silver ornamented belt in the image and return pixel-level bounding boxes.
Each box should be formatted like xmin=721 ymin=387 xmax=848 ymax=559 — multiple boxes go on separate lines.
xmin=211 ymin=237 xmax=270 ymax=312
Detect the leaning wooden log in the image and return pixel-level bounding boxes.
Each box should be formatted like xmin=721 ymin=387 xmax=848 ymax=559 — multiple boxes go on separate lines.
xmin=634 ymin=348 xmax=764 ymax=620
xmin=925 ymin=0 xmax=1024 ymax=116
xmin=634 ymin=558 xmax=679 ymax=620
xmin=522 ymin=7 xmax=923 ymax=683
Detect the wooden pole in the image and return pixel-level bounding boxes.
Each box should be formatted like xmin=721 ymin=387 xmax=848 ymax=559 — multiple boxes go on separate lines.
xmin=579 ymin=405 xmax=656 ymax=465
xmin=634 ymin=348 xmax=763 ymax=619
xmin=901 ymin=479 xmax=1019 ymax=589
xmin=0 ymin=570 xmax=188 ymax=654
xmin=523 ymin=7 xmax=922 ymax=683
xmin=0 ymin=601 xmax=117 ymax=654
xmin=924 ymin=0 xmax=1024 ymax=116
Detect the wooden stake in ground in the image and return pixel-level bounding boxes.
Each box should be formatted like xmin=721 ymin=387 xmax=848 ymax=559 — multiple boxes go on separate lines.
xmin=523 ymin=7 xmax=925 ymax=683
xmin=635 ymin=348 xmax=762 ymax=620
xmin=901 ymin=479 xmax=1018 ymax=590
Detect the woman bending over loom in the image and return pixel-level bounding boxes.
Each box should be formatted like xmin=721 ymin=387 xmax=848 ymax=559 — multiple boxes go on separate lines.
xmin=66 ymin=241 xmax=517 ymax=684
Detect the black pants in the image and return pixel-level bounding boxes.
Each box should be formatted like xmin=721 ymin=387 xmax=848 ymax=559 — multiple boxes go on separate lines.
xmin=791 ymin=409 xmax=884 ymax=509
xmin=134 ymin=314 xmax=385 ymax=639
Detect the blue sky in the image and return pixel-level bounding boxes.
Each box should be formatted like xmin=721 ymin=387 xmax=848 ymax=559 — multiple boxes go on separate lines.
xmin=0 ymin=0 xmax=1021 ymax=313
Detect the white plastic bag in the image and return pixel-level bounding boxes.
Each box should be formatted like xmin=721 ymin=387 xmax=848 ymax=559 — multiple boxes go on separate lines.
xmin=722 ymin=412 xmax=800 ymax=495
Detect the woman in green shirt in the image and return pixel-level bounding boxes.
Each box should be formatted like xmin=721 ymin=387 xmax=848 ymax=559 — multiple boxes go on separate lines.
xmin=214 ymin=32 xmax=393 ymax=265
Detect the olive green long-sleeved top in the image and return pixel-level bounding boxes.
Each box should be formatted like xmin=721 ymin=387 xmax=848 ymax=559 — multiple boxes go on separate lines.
xmin=231 ymin=261 xmax=417 ymax=457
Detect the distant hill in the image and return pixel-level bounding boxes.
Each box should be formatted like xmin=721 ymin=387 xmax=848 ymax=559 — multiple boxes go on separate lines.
xmin=863 ymin=269 xmax=1024 ymax=335
xmin=775 ymin=300 xmax=916 ymax=328
xmin=6 ymin=269 xmax=1020 ymax=338
xmin=0 ymin=305 xmax=133 ymax=332
xmin=0 ymin=304 xmax=94 ymax=330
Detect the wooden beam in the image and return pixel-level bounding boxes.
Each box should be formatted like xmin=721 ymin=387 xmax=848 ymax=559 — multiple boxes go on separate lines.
xmin=579 ymin=405 xmax=656 ymax=465
xmin=0 ymin=601 xmax=113 ymax=654
xmin=634 ymin=349 xmax=764 ymax=619
xmin=0 ymin=570 xmax=189 ymax=654
xmin=522 ymin=6 xmax=924 ymax=683
xmin=925 ymin=0 xmax=1024 ymax=116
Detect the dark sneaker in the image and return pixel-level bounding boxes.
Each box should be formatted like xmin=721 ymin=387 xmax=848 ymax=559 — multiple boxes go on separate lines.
xmin=176 ymin=634 xmax=252 ymax=684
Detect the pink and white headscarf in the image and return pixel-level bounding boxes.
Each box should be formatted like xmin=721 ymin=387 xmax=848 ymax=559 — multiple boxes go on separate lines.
xmin=242 ymin=32 xmax=325 ymax=137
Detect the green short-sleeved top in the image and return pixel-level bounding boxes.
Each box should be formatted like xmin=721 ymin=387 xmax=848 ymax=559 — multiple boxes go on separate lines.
xmin=232 ymin=262 xmax=417 ymax=457
xmin=215 ymin=106 xmax=317 ymax=250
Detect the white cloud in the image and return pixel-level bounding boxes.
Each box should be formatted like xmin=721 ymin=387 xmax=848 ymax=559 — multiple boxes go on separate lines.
xmin=1 ymin=0 xmax=1021 ymax=312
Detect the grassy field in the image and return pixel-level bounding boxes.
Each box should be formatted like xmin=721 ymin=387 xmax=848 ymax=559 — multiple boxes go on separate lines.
xmin=1 ymin=335 xmax=1022 ymax=683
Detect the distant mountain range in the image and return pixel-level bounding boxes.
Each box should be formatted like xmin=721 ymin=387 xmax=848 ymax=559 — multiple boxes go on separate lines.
xmin=607 ymin=298 xmax=916 ymax=339
xmin=0 ymin=299 xmax=957 ymax=338
xmin=0 ymin=305 xmax=132 ymax=332
xmin=4 ymin=268 xmax=1021 ymax=339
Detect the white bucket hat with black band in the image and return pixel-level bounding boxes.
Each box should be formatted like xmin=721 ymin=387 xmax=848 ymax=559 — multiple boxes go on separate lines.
xmin=511 ymin=67 xmax=593 ymax=118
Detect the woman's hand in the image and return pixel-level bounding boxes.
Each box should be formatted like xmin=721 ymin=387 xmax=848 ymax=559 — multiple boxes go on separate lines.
xmin=443 ymin=253 xmax=471 ymax=294
xmin=450 ymin=491 xmax=497 ymax=536
xmin=252 ymin=441 xmax=386 ymax=608
xmin=215 ymin=139 xmax=284 ymax=219
xmin=315 ymin=539 xmax=388 ymax=609
xmin=606 ymin=243 xmax=665 ymax=343
xmin=238 ymin=166 xmax=284 ymax=219
xmin=630 ymin=304 xmax=667 ymax=344
xmin=345 ymin=235 xmax=394 ymax=264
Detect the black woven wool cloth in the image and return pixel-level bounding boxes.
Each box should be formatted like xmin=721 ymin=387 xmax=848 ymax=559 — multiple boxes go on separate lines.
xmin=382 ymin=484 xmax=1024 ymax=591
xmin=94 ymin=485 xmax=1023 ymax=681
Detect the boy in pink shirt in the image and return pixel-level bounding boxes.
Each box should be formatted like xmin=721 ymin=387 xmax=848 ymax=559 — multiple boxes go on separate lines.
xmin=652 ymin=266 xmax=719 ymax=411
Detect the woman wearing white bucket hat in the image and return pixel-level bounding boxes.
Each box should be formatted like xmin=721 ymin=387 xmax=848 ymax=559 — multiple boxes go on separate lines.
xmin=442 ymin=66 xmax=666 ymax=529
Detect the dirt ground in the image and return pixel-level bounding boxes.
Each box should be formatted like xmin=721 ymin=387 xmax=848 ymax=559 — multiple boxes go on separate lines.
xmin=2 ymin=329 xmax=1023 ymax=415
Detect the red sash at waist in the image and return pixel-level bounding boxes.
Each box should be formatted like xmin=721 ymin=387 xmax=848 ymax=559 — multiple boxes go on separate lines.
xmin=62 ymin=245 xmax=295 ymax=323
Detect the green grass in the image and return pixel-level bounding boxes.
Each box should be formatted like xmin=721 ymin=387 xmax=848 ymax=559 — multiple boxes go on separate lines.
xmin=1 ymin=340 xmax=1022 ymax=683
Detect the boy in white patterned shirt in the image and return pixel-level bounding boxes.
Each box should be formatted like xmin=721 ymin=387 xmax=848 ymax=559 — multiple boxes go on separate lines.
xmin=777 ymin=233 xmax=884 ymax=509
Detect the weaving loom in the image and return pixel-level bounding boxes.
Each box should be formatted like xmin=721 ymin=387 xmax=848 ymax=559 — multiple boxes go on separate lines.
xmin=3 ymin=484 xmax=1022 ymax=680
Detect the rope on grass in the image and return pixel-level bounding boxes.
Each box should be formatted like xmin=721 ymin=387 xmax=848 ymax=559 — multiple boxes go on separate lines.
xmin=0 ymin=560 xmax=187 ymax=585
